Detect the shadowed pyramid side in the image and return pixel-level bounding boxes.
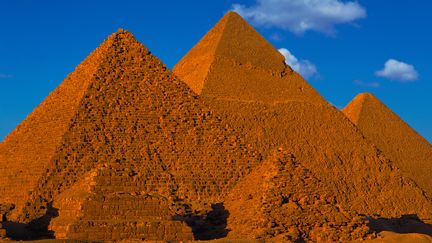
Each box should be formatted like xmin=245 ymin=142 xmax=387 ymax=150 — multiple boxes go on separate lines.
xmin=343 ymin=93 xmax=432 ymax=196
xmin=0 ymin=32 xmax=118 ymax=216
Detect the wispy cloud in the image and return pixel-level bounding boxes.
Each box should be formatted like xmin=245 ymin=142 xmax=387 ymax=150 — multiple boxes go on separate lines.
xmin=354 ymin=79 xmax=380 ymax=88
xmin=278 ymin=48 xmax=318 ymax=79
xmin=232 ymin=0 xmax=366 ymax=35
xmin=0 ymin=74 xmax=13 ymax=79
xmin=375 ymin=59 xmax=419 ymax=82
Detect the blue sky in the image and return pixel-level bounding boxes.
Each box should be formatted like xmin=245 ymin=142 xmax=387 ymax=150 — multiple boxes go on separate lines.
xmin=1 ymin=0 xmax=431 ymax=143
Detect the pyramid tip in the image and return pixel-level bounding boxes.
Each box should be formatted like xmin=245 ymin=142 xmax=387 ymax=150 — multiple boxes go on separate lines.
xmin=344 ymin=92 xmax=381 ymax=114
xmin=225 ymin=10 xmax=242 ymax=17
xmin=359 ymin=92 xmax=374 ymax=97
xmin=222 ymin=10 xmax=246 ymax=22
xmin=104 ymin=28 xmax=137 ymax=44
xmin=114 ymin=28 xmax=134 ymax=36
xmin=356 ymin=92 xmax=379 ymax=101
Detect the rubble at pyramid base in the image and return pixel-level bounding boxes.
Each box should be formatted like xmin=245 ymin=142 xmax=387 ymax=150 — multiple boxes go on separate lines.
xmin=0 ymin=12 xmax=431 ymax=242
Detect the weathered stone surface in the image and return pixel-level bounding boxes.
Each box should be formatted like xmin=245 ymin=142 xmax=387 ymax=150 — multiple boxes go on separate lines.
xmin=343 ymin=93 xmax=432 ymax=197
xmin=49 ymin=166 xmax=193 ymax=241
xmin=0 ymin=32 xmax=105 ymax=216
xmin=1 ymin=11 xmax=431 ymax=242
xmin=174 ymin=11 xmax=432 ymax=219
xmin=1 ymin=29 xmax=261 ymax=240
xmin=225 ymin=149 xmax=372 ymax=242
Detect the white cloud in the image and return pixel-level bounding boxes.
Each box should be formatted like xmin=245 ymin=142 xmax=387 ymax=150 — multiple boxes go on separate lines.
xmin=353 ymin=79 xmax=380 ymax=88
xmin=232 ymin=0 xmax=366 ymax=35
xmin=279 ymin=48 xmax=318 ymax=79
xmin=375 ymin=59 xmax=418 ymax=82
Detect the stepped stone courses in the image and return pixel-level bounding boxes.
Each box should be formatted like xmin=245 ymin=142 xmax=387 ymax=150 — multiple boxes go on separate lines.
xmin=225 ymin=149 xmax=372 ymax=242
xmin=0 ymin=11 xmax=431 ymax=242
xmin=174 ymin=11 xmax=432 ymax=219
xmin=0 ymin=29 xmax=261 ymax=240
xmin=343 ymin=93 xmax=432 ymax=196
xmin=49 ymin=166 xmax=193 ymax=241
xmin=0 ymin=33 xmax=106 ymax=216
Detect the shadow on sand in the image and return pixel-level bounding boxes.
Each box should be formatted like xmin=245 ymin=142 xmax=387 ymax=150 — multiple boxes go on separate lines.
xmin=2 ymin=203 xmax=58 ymax=241
xmin=173 ymin=203 xmax=230 ymax=240
xmin=368 ymin=214 xmax=432 ymax=236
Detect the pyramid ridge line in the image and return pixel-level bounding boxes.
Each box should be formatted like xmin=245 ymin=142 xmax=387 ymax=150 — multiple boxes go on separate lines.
xmin=346 ymin=91 xmax=432 ymax=146
xmin=214 ymin=11 xmax=285 ymax=68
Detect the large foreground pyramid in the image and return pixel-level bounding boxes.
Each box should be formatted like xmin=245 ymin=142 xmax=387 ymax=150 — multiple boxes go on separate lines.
xmin=174 ymin=12 xmax=432 ymax=219
xmin=0 ymin=29 xmax=262 ymax=240
xmin=343 ymin=93 xmax=432 ymax=196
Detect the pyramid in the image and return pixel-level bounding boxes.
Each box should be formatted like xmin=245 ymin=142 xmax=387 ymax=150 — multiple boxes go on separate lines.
xmin=174 ymin=12 xmax=432 ymax=219
xmin=225 ymin=149 xmax=371 ymax=241
xmin=0 ymin=29 xmax=262 ymax=240
xmin=173 ymin=12 xmax=324 ymax=103
xmin=0 ymin=32 xmax=109 ymax=214
xmin=343 ymin=93 xmax=432 ymax=196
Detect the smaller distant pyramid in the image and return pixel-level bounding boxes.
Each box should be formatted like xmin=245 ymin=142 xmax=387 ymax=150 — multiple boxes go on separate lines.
xmin=343 ymin=93 xmax=432 ymax=196
xmin=224 ymin=149 xmax=371 ymax=242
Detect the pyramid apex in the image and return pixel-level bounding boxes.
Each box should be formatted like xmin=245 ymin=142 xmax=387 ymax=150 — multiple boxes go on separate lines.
xmin=357 ymin=92 xmax=376 ymax=100
xmin=110 ymin=28 xmax=135 ymax=39
xmin=343 ymin=92 xmax=385 ymax=126
xmin=173 ymin=9 xmax=286 ymax=94
xmin=97 ymin=29 xmax=142 ymax=51
xmin=349 ymin=92 xmax=380 ymax=106
xmin=223 ymin=10 xmax=244 ymax=19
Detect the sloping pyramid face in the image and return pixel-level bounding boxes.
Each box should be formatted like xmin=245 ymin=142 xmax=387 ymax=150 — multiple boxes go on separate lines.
xmin=0 ymin=36 xmax=108 ymax=212
xmin=343 ymin=93 xmax=432 ymax=196
xmin=0 ymin=30 xmax=261 ymax=237
xmin=173 ymin=12 xmax=324 ymax=103
xmin=174 ymin=12 xmax=432 ymax=218
xmin=48 ymin=164 xmax=193 ymax=241
xmin=225 ymin=149 xmax=371 ymax=241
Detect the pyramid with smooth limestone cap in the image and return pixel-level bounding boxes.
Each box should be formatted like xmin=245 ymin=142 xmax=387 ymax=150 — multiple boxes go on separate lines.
xmin=343 ymin=92 xmax=432 ymax=196
xmin=173 ymin=12 xmax=323 ymax=103
xmin=0 ymin=29 xmax=261 ymax=240
xmin=174 ymin=11 xmax=432 ymax=220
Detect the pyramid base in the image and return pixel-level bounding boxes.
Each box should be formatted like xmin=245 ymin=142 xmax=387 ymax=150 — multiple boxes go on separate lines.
xmin=51 ymin=220 xmax=193 ymax=241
